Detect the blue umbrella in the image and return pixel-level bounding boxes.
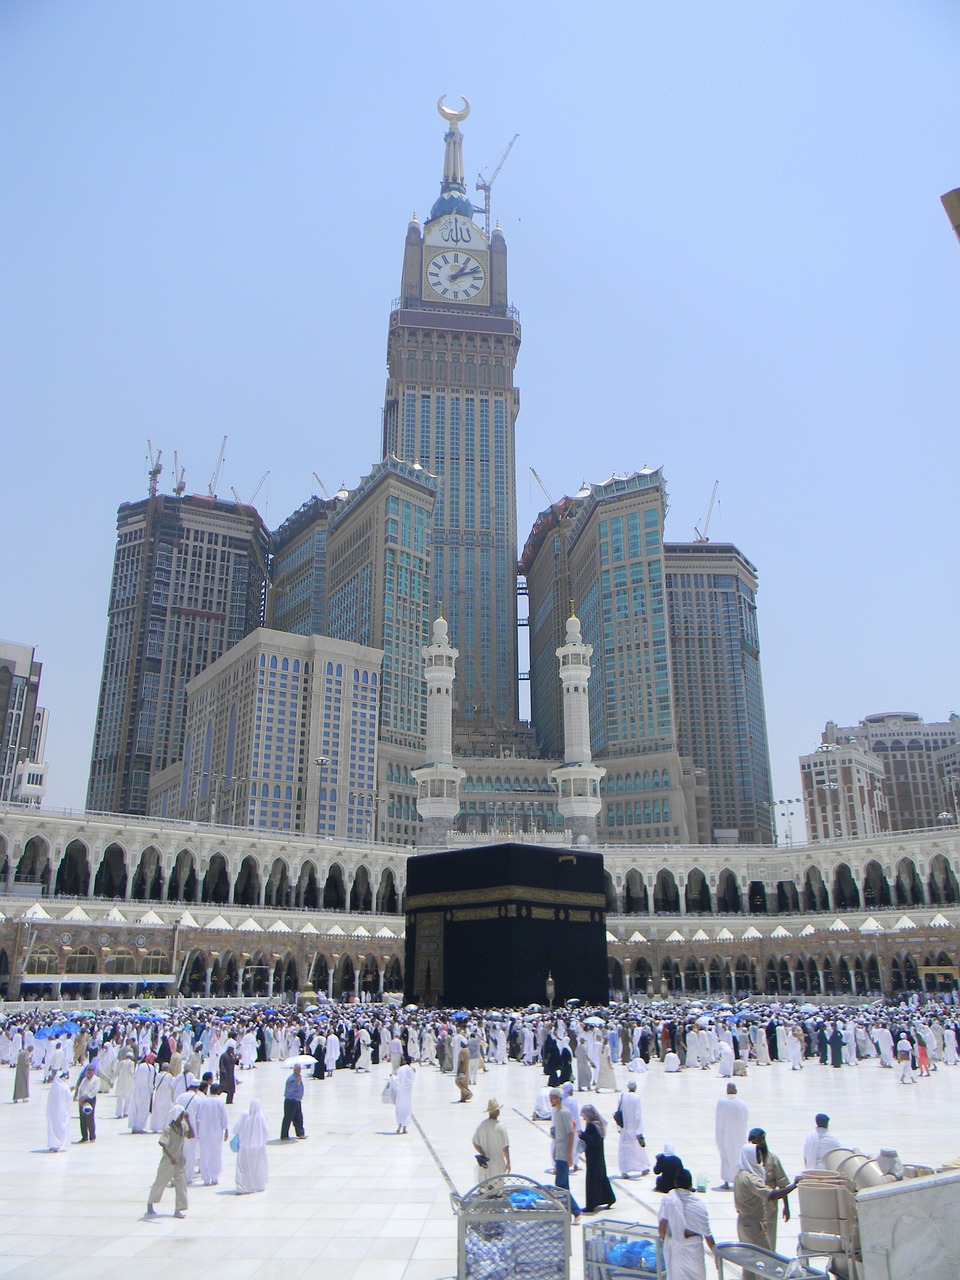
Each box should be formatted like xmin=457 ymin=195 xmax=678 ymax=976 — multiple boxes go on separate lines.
xmin=34 ymin=1027 xmax=51 ymax=1040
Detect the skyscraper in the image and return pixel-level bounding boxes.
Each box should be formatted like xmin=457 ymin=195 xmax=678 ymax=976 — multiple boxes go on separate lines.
xmin=664 ymin=541 xmax=775 ymax=844
xmin=269 ymin=494 xmax=342 ymax=636
xmin=87 ymin=492 xmax=269 ymax=816
xmin=325 ymin=457 xmax=437 ymax=752
xmin=0 ymin=641 xmax=48 ymax=805
xmin=381 ymin=98 xmax=521 ymax=735
xmin=523 ymin=470 xmax=707 ymax=845
xmin=148 ymin=627 xmax=382 ymax=845
xmin=324 ymin=456 xmax=439 ymax=846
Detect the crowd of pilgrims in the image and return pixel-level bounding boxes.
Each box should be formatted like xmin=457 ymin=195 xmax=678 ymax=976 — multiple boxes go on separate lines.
xmin=2 ymin=992 xmax=958 ymax=1210
xmin=5 ymin=992 xmax=960 ymax=1097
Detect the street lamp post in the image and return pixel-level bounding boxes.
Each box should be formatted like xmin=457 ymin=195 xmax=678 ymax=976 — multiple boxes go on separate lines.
xmin=775 ymin=797 xmax=802 ymax=847
xmin=944 ymin=774 xmax=960 ymax=825
xmin=314 ymin=757 xmax=330 ymax=839
xmin=348 ymin=789 xmax=380 ymax=845
xmin=816 ymin=782 xmax=841 ymax=840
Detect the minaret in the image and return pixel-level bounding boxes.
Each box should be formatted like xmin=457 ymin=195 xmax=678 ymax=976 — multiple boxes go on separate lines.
xmin=413 ymin=615 xmax=465 ymax=845
xmin=550 ymin=609 xmax=605 ymax=844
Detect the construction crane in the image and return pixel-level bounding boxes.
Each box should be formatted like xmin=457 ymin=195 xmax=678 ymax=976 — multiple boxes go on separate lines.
xmin=312 ymin=472 xmax=331 ymax=499
xmin=172 ymin=451 xmax=186 ymax=497
xmin=248 ymin=471 xmax=268 ymax=506
xmin=208 ymin=436 xmax=227 ymax=499
xmin=530 ymin=466 xmax=556 ymax=511
xmin=476 ymin=133 xmax=519 ymax=240
xmin=146 ymin=441 xmax=162 ymax=498
xmin=694 ymin=480 xmax=719 ymax=542
xmin=230 ymin=471 xmax=269 ymax=509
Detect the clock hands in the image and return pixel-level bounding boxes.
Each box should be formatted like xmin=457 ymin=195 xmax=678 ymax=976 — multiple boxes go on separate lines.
xmin=450 ymin=262 xmax=481 ymax=282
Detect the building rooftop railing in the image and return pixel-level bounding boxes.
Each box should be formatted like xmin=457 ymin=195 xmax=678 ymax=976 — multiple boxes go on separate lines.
xmin=1 ymin=802 xmax=957 ymax=861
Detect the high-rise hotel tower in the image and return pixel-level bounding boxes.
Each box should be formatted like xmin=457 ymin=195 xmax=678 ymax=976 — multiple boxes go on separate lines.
xmin=381 ymin=98 xmax=521 ymax=735
xmin=88 ymin=492 xmax=269 ymax=816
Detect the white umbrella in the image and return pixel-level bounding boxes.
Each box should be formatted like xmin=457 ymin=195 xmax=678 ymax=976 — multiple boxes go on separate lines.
xmin=526 ymin=1003 xmax=542 ymax=1012
xmin=283 ymin=1054 xmax=317 ymax=1068
xmin=405 ymin=1004 xmax=418 ymax=1012
xmin=583 ymin=1015 xmax=604 ymax=1027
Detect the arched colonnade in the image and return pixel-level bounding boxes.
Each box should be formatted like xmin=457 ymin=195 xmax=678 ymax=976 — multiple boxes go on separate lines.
xmin=604 ymin=851 xmax=960 ymax=917
xmin=0 ymin=832 xmax=404 ymax=915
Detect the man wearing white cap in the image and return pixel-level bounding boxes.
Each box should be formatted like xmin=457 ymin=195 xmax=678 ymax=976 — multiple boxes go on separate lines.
xmin=715 ymin=1082 xmax=749 ymax=1190
xmin=472 ymin=1099 xmax=510 ymax=1178
xmin=197 ymin=1083 xmax=229 ymax=1185
xmin=146 ymin=1104 xmax=194 ymax=1219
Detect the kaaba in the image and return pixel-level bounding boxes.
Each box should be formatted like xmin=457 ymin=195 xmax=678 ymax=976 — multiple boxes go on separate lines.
xmin=404 ymin=841 xmax=608 ymax=1008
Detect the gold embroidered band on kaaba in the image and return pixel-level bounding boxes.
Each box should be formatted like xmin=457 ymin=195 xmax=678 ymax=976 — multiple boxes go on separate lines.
xmin=405 ymin=884 xmax=606 ymax=911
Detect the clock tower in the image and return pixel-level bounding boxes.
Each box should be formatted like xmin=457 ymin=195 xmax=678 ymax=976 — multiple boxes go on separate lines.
xmin=382 ymin=97 xmax=521 ymax=734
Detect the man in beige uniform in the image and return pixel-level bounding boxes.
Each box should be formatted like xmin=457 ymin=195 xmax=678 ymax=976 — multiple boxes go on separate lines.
xmin=146 ymin=1104 xmax=194 ymax=1219
xmin=748 ymin=1127 xmax=792 ymax=1252
xmin=455 ymin=1041 xmax=473 ymax=1102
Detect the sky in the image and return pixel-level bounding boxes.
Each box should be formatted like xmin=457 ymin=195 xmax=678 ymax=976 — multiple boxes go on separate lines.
xmin=2 ymin=2 xmax=959 ymax=835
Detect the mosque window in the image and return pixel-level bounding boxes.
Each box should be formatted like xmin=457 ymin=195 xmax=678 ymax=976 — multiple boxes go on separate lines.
xmin=142 ymin=948 xmax=170 ymax=976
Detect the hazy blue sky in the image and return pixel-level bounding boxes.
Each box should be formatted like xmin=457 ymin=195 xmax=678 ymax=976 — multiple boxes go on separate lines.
xmin=2 ymin=2 xmax=958 ymax=833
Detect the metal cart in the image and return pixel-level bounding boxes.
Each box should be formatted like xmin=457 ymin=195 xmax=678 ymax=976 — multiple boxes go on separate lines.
xmin=583 ymin=1219 xmax=665 ymax=1280
xmin=451 ymin=1175 xmax=570 ymax=1280
xmin=715 ymin=1242 xmax=830 ymax=1279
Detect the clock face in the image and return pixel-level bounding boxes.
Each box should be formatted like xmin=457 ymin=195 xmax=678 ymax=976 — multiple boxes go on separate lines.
xmin=425 ymin=251 xmax=486 ymax=302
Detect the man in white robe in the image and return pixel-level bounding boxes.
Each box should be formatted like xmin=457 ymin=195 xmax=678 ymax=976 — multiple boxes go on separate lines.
xmin=521 ymin=1025 xmax=535 ymax=1065
xmin=196 ymin=1085 xmax=229 ymax=1185
xmin=97 ymin=1039 xmax=118 ymax=1092
xmin=393 ymin=1062 xmax=415 ymax=1134
xmin=715 ymin=1082 xmax=749 ymax=1189
xmin=659 ymin=1169 xmax=716 ymax=1279
xmin=43 ymin=1040 xmax=65 ymax=1083
xmin=46 ymin=1076 xmax=71 ymax=1151
xmin=128 ymin=1060 xmax=155 ymax=1133
xmin=239 ymin=1031 xmax=258 ymax=1071
xmin=616 ymin=1081 xmax=651 ymax=1177
xmin=151 ymin=1064 xmax=176 ymax=1133
xmin=944 ymin=1025 xmax=958 ymax=1065
xmin=176 ymin=1081 xmax=203 ymax=1184
xmin=494 ymin=1027 xmax=507 ymax=1065
xmin=114 ymin=1054 xmax=135 ymax=1118
xmin=802 ymin=1114 xmax=842 ymax=1170
xmin=718 ymin=1041 xmax=734 ymax=1077
xmin=324 ymin=1031 xmax=340 ymax=1074
xmin=873 ymin=1024 xmax=895 ymax=1068
xmin=420 ymin=1025 xmax=437 ymax=1066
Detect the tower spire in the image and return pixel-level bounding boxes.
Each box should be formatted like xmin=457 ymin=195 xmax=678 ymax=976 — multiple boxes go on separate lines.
xmin=431 ymin=96 xmax=474 ymax=220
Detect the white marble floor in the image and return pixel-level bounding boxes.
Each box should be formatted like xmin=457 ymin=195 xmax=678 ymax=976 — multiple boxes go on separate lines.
xmin=3 ymin=1048 xmax=959 ymax=1280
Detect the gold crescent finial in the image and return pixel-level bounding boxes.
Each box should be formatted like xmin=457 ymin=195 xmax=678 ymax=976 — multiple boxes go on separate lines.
xmin=437 ymin=94 xmax=470 ymax=126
